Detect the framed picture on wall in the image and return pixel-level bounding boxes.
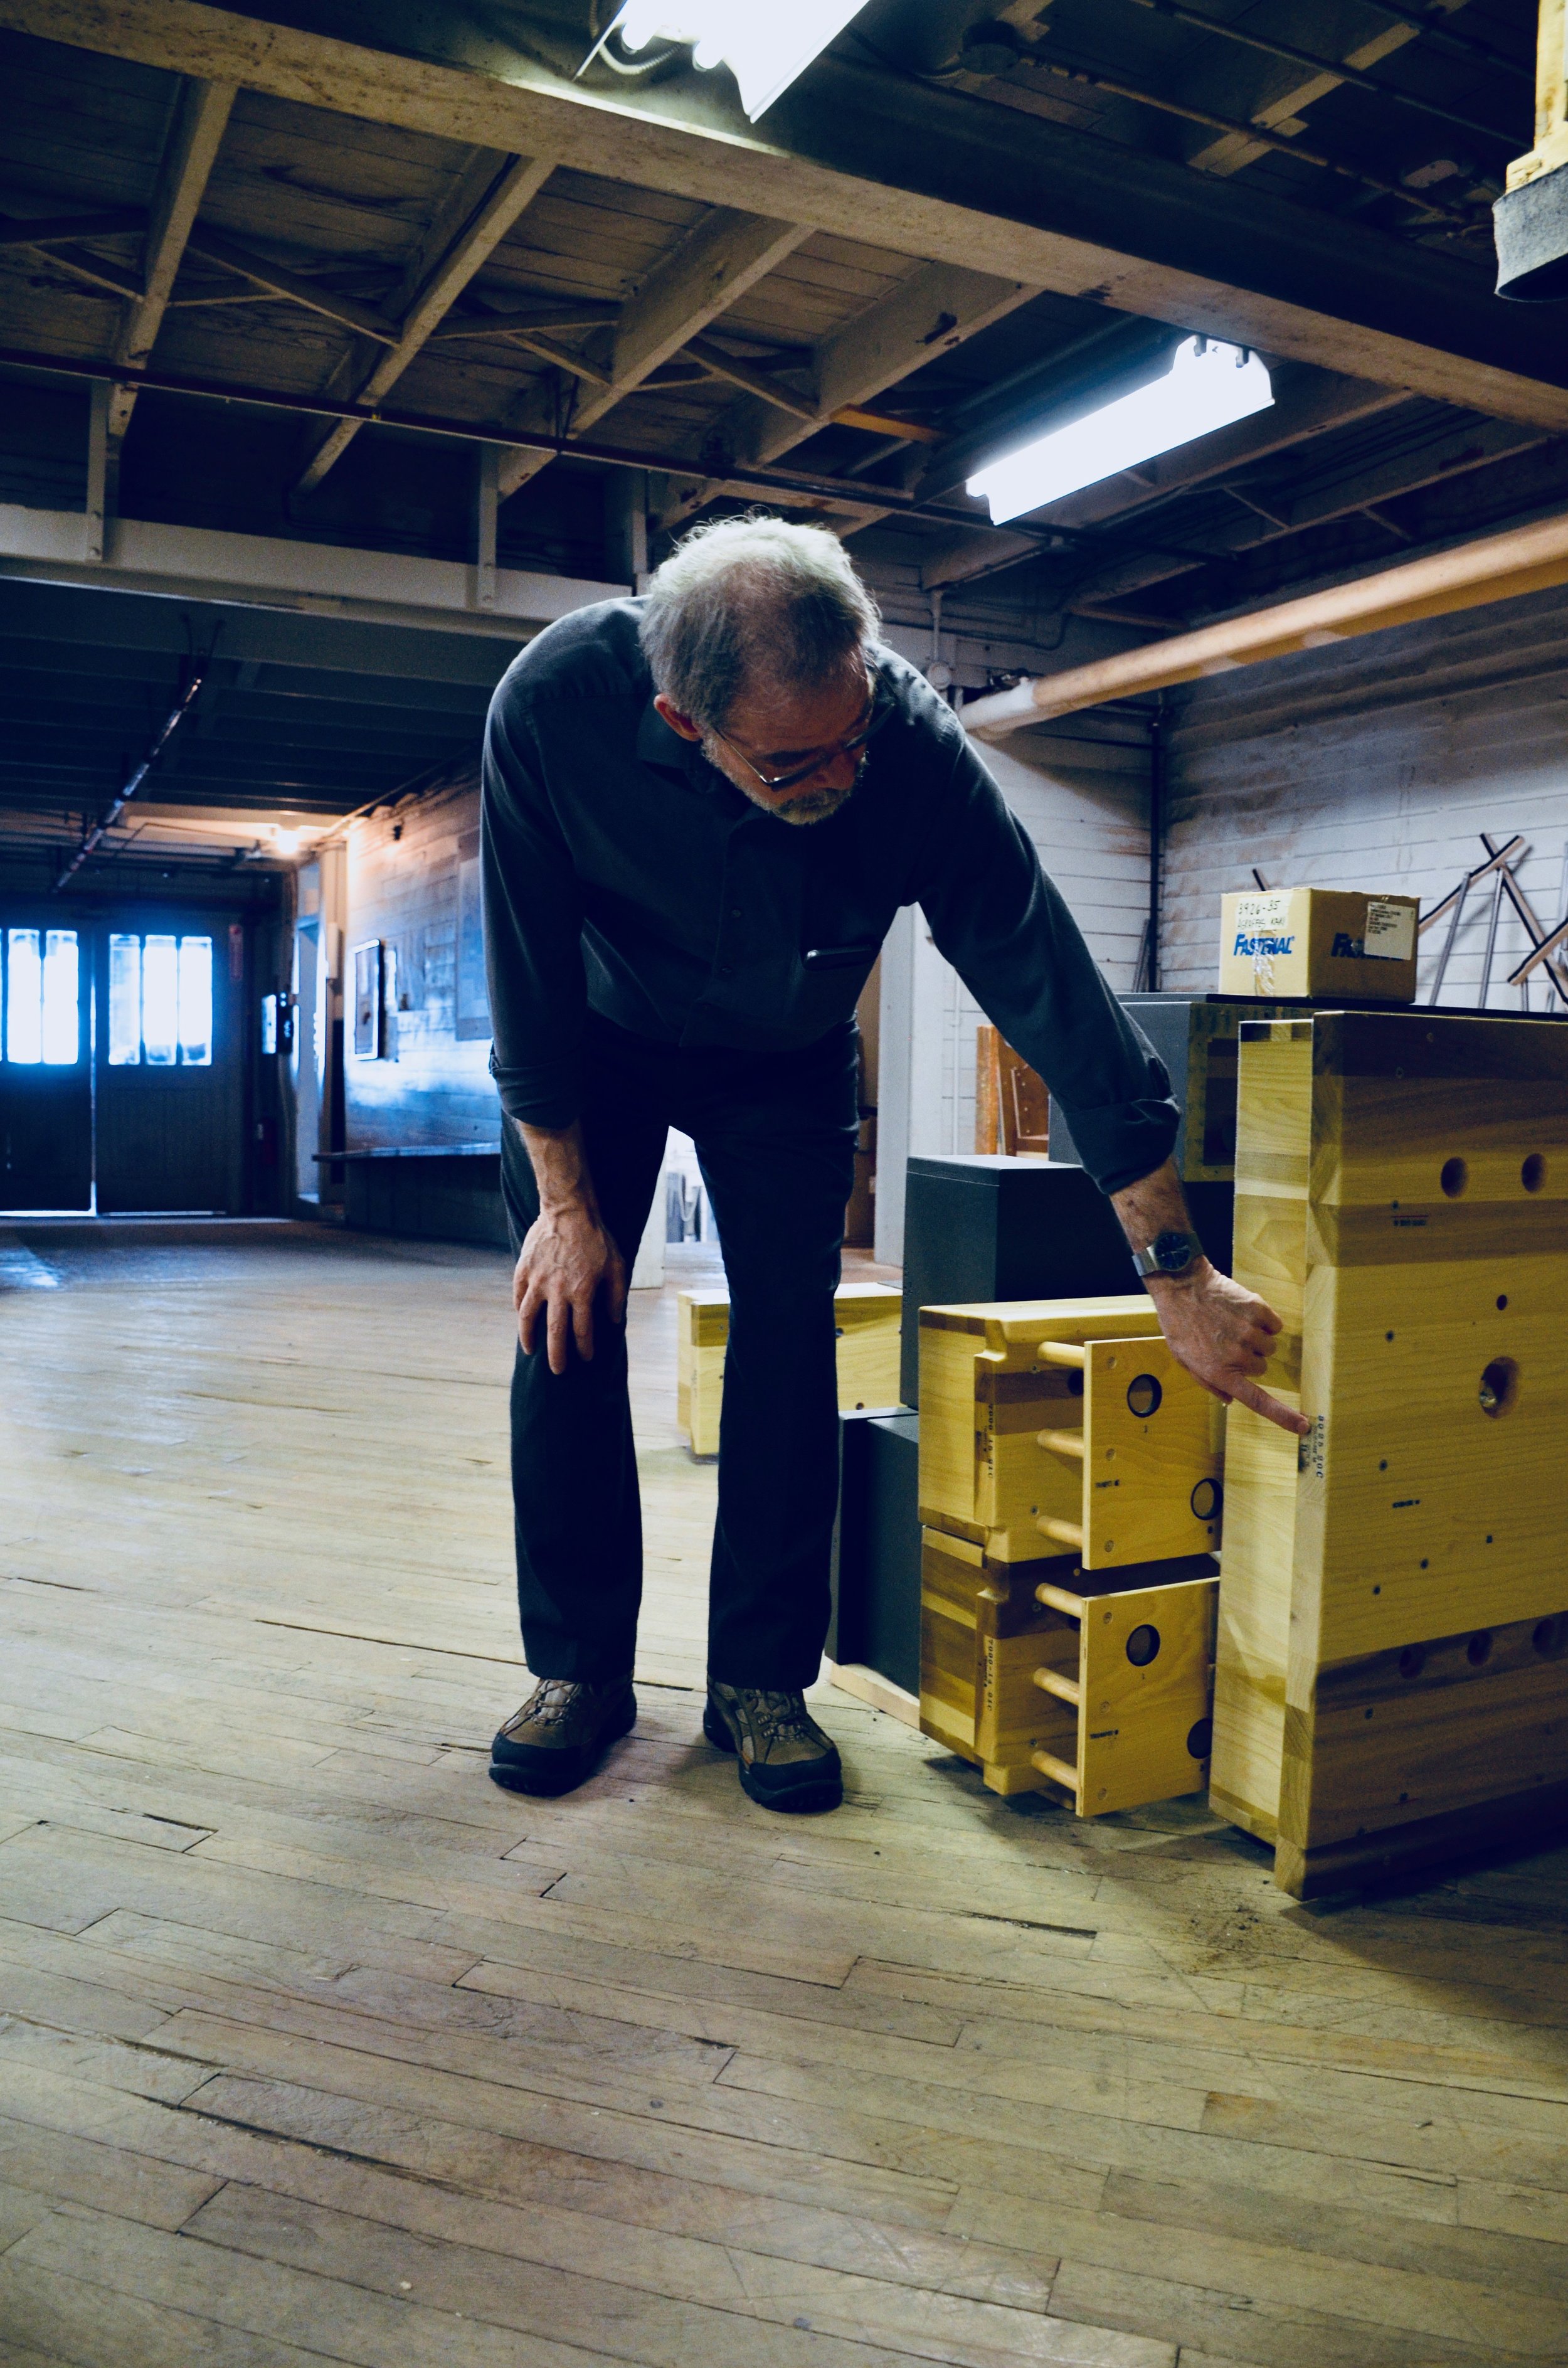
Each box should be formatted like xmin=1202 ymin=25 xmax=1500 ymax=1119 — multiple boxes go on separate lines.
xmin=351 ymin=939 xmax=383 ymax=1059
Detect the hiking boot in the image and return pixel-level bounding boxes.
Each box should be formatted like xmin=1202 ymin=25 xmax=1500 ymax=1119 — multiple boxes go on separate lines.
xmin=704 ymin=1682 xmax=843 ymax=1814
xmin=489 ymin=1675 xmax=635 ymax=1797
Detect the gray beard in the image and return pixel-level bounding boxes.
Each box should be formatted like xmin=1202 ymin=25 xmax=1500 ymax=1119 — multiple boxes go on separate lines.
xmin=706 ymin=741 xmax=860 ymax=827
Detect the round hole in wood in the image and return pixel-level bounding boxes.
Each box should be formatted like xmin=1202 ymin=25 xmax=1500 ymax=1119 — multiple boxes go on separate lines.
xmin=1125 ymin=1623 xmax=1160 ymax=1667
xmin=1398 ymin=1645 xmax=1426 ymax=1679
xmin=1190 ymin=1476 xmax=1222 ymax=1522
xmin=1496 ymin=1295 xmax=1508 ymax=1311
xmin=1467 ymin=1631 xmax=1493 ymax=1666
xmin=1523 ymin=1154 xmax=1547 ymax=1194
xmin=1441 ymin=1157 xmax=1468 ymax=1198
xmin=1186 ymin=1717 xmax=1213 ymax=1760
xmin=1478 ymin=1356 xmax=1519 ymax=1418
xmin=1125 ymin=1372 xmax=1162 ymax=1419
xmin=1067 ymin=1372 xmax=1083 ymax=1397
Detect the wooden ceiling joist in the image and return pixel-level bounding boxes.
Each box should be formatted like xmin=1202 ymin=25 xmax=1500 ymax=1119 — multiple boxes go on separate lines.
xmin=495 ymin=206 xmax=810 ymax=499
xmin=112 ymin=75 xmax=236 ymax=442
xmin=8 ymin=0 xmax=1568 ymax=435
xmin=295 ymin=147 xmax=554 ymax=492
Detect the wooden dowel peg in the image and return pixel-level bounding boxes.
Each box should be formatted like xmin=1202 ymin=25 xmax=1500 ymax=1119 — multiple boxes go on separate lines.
xmin=1035 ymin=1580 xmax=1086 ymax=1619
xmin=1033 ymin=1666 xmax=1081 ymax=1707
xmin=1036 ymin=1341 xmax=1086 ymax=1367
xmin=1031 ymin=1747 xmax=1079 ymax=1793
xmin=1036 ymin=1515 xmax=1085 ymax=1549
xmin=1037 ymin=1427 xmax=1085 ymax=1458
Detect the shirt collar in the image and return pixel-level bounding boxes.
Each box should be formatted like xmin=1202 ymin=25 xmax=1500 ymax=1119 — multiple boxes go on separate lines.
xmin=637 ymin=697 xmax=747 ymax=806
xmin=637 ymin=698 xmax=701 ymax=777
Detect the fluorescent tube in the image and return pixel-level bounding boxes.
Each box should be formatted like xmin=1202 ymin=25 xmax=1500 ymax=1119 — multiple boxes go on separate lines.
xmin=966 ymin=337 xmax=1274 ymax=525
xmin=610 ymin=2 xmax=867 ymax=119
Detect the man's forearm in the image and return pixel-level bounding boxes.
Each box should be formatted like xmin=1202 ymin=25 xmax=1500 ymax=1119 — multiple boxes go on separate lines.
xmin=517 ymin=1118 xmax=600 ymax=1216
xmin=1108 ymin=1158 xmax=1202 ymax=1272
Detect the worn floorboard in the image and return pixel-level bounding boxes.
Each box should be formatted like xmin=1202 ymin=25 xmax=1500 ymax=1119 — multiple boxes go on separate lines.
xmin=3 ymin=1221 xmax=1568 ymax=2367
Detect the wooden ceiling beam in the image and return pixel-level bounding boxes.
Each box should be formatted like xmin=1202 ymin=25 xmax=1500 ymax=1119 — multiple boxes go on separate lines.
xmin=428 ymin=299 xmax=622 ymax=343
xmin=1063 ymin=413 xmax=1552 ymax=611
xmin=683 ymin=334 xmax=817 ymax=421
xmin=10 ymin=0 xmax=1568 ymax=434
xmin=296 ymin=149 xmax=553 ymax=492
xmin=0 ymin=208 xmax=147 ymax=248
xmin=110 ymin=75 xmax=236 ymax=442
xmin=1176 ymin=1 xmax=1468 ymax=179
xmin=183 ymin=226 xmax=403 ymax=344
xmin=495 ymin=208 xmax=810 ymax=500
xmin=654 ymin=262 xmax=1036 ymax=533
xmin=16 ymin=242 xmax=142 ymax=299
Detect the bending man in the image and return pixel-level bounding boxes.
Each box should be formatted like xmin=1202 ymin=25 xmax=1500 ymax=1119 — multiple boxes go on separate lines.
xmin=480 ymin=515 xmax=1303 ymax=1815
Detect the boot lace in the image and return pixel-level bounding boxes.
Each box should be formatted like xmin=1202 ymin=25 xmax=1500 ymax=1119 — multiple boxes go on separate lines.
xmin=743 ymin=1689 xmax=816 ymax=1749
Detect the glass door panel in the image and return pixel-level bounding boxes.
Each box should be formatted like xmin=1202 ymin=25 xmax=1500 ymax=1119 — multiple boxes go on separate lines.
xmin=0 ymin=921 xmax=91 ymax=1209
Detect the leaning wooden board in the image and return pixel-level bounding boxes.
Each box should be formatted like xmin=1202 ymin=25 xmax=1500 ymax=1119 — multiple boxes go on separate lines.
xmin=677 ymin=1282 xmax=902 ymax=1456
xmin=1211 ymin=1009 xmax=1568 ymax=1896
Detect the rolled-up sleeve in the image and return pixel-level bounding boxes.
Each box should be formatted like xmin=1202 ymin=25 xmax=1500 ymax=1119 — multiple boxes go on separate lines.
xmin=911 ymin=724 xmax=1178 ymax=1196
xmin=481 ymin=679 xmax=586 ymax=1129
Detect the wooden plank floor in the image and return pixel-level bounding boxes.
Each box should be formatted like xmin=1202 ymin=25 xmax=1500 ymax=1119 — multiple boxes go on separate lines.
xmin=4 ymin=1221 xmax=1568 ymax=2368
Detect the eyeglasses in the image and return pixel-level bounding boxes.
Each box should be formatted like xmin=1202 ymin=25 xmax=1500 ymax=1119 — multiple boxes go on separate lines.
xmin=711 ymin=680 xmax=896 ymax=794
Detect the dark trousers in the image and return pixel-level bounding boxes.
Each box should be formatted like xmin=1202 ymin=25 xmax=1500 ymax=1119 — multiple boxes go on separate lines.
xmin=501 ymin=1012 xmax=860 ymax=1688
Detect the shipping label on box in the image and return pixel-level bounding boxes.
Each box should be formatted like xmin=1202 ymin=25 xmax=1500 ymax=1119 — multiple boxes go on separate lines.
xmin=1219 ymin=888 xmax=1418 ymax=1001
xmin=1227 ymin=891 xmax=1298 ymax=991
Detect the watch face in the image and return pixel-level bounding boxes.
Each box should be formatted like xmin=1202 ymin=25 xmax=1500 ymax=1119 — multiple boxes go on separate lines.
xmin=1154 ymin=1229 xmax=1197 ymax=1273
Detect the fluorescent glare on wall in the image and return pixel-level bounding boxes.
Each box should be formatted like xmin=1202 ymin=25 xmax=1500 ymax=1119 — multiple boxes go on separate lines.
xmin=610 ymin=1 xmax=866 ymax=117
xmin=967 ymin=337 xmax=1274 ymax=525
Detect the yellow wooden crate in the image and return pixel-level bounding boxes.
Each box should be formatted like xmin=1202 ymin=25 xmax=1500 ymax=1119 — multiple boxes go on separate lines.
xmin=676 ymin=1282 xmax=901 ymax=1457
xmin=918 ymin=1297 xmax=1224 ymax=1567
xmin=919 ymin=1526 xmax=1217 ymax=1815
xmin=1212 ymin=1009 xmax=1568 ymax=1896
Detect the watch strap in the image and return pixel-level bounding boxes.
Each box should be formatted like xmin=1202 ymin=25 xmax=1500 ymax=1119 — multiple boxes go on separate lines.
xmin=1131 ymin=1228 xmax=1204 ymax=1280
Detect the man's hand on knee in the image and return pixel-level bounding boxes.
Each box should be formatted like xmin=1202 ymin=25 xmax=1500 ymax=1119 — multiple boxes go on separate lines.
xmin=512 ymin=1119 xmax=627 ymax=1374
xmin=514 ymin=1206 xmax=627 ymax=1372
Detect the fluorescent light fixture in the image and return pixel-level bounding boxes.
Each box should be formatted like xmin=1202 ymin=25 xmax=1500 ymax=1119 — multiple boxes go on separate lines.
xmin=608 ymin=1 xmax=867 ymax=119
xmin=966 ymin=336 xmax=1274 ymax=526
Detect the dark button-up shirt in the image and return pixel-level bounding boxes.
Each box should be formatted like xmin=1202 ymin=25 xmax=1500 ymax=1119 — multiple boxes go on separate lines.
xmin=481 ymin=599 xmax=1177 ymax=1194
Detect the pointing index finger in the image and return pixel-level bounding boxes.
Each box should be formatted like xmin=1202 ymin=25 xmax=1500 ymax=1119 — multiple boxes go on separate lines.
xmin=1230 ymin=1377 xmax=1311 ymax=1438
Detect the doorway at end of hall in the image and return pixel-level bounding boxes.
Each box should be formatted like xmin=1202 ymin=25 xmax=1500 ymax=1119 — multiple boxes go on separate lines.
xmin=0 ymin=910 xmax=249 ymax=1214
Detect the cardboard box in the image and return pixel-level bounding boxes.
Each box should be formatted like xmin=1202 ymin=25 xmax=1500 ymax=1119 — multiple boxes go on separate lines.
xmin=1218 ymin=888 xmax=1419 ymax=1002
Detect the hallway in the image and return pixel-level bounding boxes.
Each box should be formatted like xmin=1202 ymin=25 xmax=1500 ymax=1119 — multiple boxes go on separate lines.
xmin=3 ymin=1226 xmax=1568 ymax=2368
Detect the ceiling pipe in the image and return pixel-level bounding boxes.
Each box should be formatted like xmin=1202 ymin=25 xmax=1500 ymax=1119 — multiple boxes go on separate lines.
xmin=55 ymin=663 xmax=209 ymax=886
xmin=960 ymin=509 xmax=1568 ymax=738
xmin=0 ymin=344 xmax=1120 ymax=550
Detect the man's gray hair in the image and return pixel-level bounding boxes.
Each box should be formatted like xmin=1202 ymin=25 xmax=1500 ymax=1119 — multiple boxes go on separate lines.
xmin=638 ymin=514 xmax=881 ymax=730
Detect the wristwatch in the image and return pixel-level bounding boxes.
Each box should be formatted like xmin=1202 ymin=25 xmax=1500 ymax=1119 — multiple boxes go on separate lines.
xmin=1131 ymin=1228 xmax=1205 ymax=1281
